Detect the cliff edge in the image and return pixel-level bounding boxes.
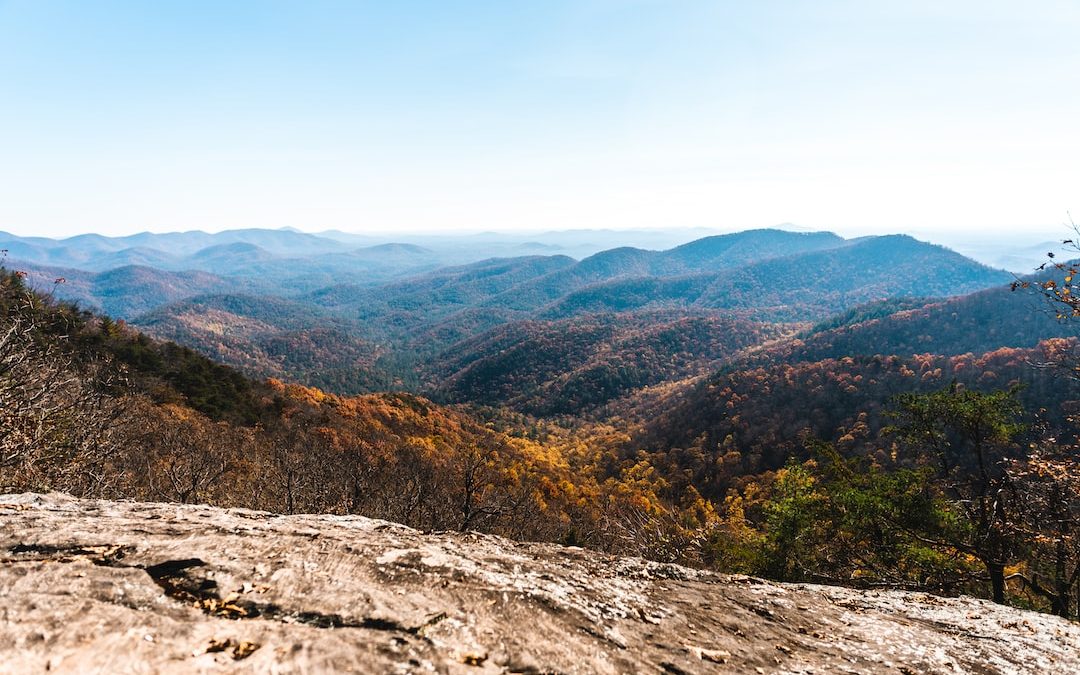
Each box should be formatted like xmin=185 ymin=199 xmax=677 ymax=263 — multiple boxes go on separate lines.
xmin=1 ymin=493 xmax=1077 ymax=674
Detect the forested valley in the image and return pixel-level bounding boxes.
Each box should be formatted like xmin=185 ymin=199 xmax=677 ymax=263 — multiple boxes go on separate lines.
xmin=5 ymin=228 xmax=1080 ymax=620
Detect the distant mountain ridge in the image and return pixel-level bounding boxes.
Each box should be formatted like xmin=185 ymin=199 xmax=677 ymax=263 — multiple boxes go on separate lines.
xmin=304 ymin=229 xmax=984 ymax=328
xmin=0 ymin=228 xmax=443 ymax=287
xmin=2 ymin=227 xmax=1014 ymax=401
xmin=0 ymin=226 xmax=755 ymax=277
xmin=9 ymin=262 xmax=229 ymax=318
xmin=0 ymin=227 xmax=344 ymax=261
xmin=534 ymin=234 xmax=1007 ymax=321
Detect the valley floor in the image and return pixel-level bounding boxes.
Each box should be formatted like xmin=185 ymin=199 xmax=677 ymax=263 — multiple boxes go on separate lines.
xmin=1 ymin=493 xmax=1078 ymax=674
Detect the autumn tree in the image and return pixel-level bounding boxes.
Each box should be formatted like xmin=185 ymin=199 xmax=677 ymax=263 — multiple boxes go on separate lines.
xmin=455 ymin=436 xmax=517 ymax=531
xmin=1007 ymin=443 xmax=1080 ymax=617
xmin=136 ymin=403 xmax=233 ymax=505
xmin=1012 ymin=222 xmax=1080 ymax=377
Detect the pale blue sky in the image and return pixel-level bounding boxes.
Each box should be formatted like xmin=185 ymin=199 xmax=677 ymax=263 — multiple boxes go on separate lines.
xmin=1 ymin=0 xmax=1078 ymax=238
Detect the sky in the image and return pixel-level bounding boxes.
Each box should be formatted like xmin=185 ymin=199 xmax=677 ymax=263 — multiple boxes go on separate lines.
xmin=0 ymin=0 xmax=1078 ymax=239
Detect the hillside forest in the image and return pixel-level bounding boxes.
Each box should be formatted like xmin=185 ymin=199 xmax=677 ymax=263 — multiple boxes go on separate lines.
xmin=4 ymin=228 xmax=1080 ymax=620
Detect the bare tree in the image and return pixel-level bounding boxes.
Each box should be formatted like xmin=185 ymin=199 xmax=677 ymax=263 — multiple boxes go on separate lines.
xmin=1007 ymin=444 xmax=1080 ymax=617
xmin=137 ymin=406 xmax=230 ymax=504
xmin=0 ymin=278 xmax=128 ymax=496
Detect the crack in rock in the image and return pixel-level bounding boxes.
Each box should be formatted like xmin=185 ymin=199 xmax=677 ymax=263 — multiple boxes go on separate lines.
xmin=142 ymin=555 xmax=434 ymax=638
xmin=7 ymin=542 xmax=133 ymax=565
xmin=7 ymin=544 xmax=433 ymax=639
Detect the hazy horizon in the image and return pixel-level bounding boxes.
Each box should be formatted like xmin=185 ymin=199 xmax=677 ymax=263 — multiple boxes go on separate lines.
xmin=1 ymin=221 xmax=1073 ymax=253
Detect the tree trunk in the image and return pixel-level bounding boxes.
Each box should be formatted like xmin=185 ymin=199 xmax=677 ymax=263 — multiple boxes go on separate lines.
xmin=989 ymin=562 xmax=1006 ymax=604
xmin=1053 ymin=536 xmax=1070 ymax=618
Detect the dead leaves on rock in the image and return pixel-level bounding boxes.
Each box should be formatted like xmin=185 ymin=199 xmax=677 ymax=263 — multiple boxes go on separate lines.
xmin=460 ymin=652 xmax=487 ymax=666
xmin=205 ymin=638 xmax=260 ymax=660
xmin=194 ymin=593 xmax=251 ymax=620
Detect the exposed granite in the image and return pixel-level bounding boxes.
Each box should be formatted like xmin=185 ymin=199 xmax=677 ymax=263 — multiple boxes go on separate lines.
xmin=1 ymin=493 xmax=1078 ymax=674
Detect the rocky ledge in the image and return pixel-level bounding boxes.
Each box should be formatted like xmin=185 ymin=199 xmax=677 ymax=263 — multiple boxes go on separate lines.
xmin=1 ymin=493 xmax=1078 ymax=674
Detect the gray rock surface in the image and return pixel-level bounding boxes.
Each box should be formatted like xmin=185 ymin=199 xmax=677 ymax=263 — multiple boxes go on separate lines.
xmin=1 ymin=493 xmax=1078 ymax=674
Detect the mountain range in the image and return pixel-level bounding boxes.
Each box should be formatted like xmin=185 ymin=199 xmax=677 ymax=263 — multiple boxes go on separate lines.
xmin=3 ymin=227 xmax=1014 ymax=401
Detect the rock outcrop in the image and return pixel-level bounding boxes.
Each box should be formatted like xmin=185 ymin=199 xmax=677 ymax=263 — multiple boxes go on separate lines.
xmin=1 ymin=493 xmax=1078 ymax=674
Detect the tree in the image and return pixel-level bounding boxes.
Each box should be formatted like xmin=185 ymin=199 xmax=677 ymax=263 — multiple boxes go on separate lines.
xmin=887 ymin=384 xmax=1026 ymax=603
xmin=1007 ymin=443 xmax=1080 ymax=617
xmin=712 ymin=444 xmax=975 ymax=591
xmin=138 ymin=404 xmax=231 ymax=505
xmin=1014 ymin=220 xmax=1080 ymax=319
xmin=759 ymin=462 xmax=828 ymax=580
xmin=1012 ymin=221 xmax=1080 ymax=377
xmin=0 ymin=270 xmax=128 ymax=496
